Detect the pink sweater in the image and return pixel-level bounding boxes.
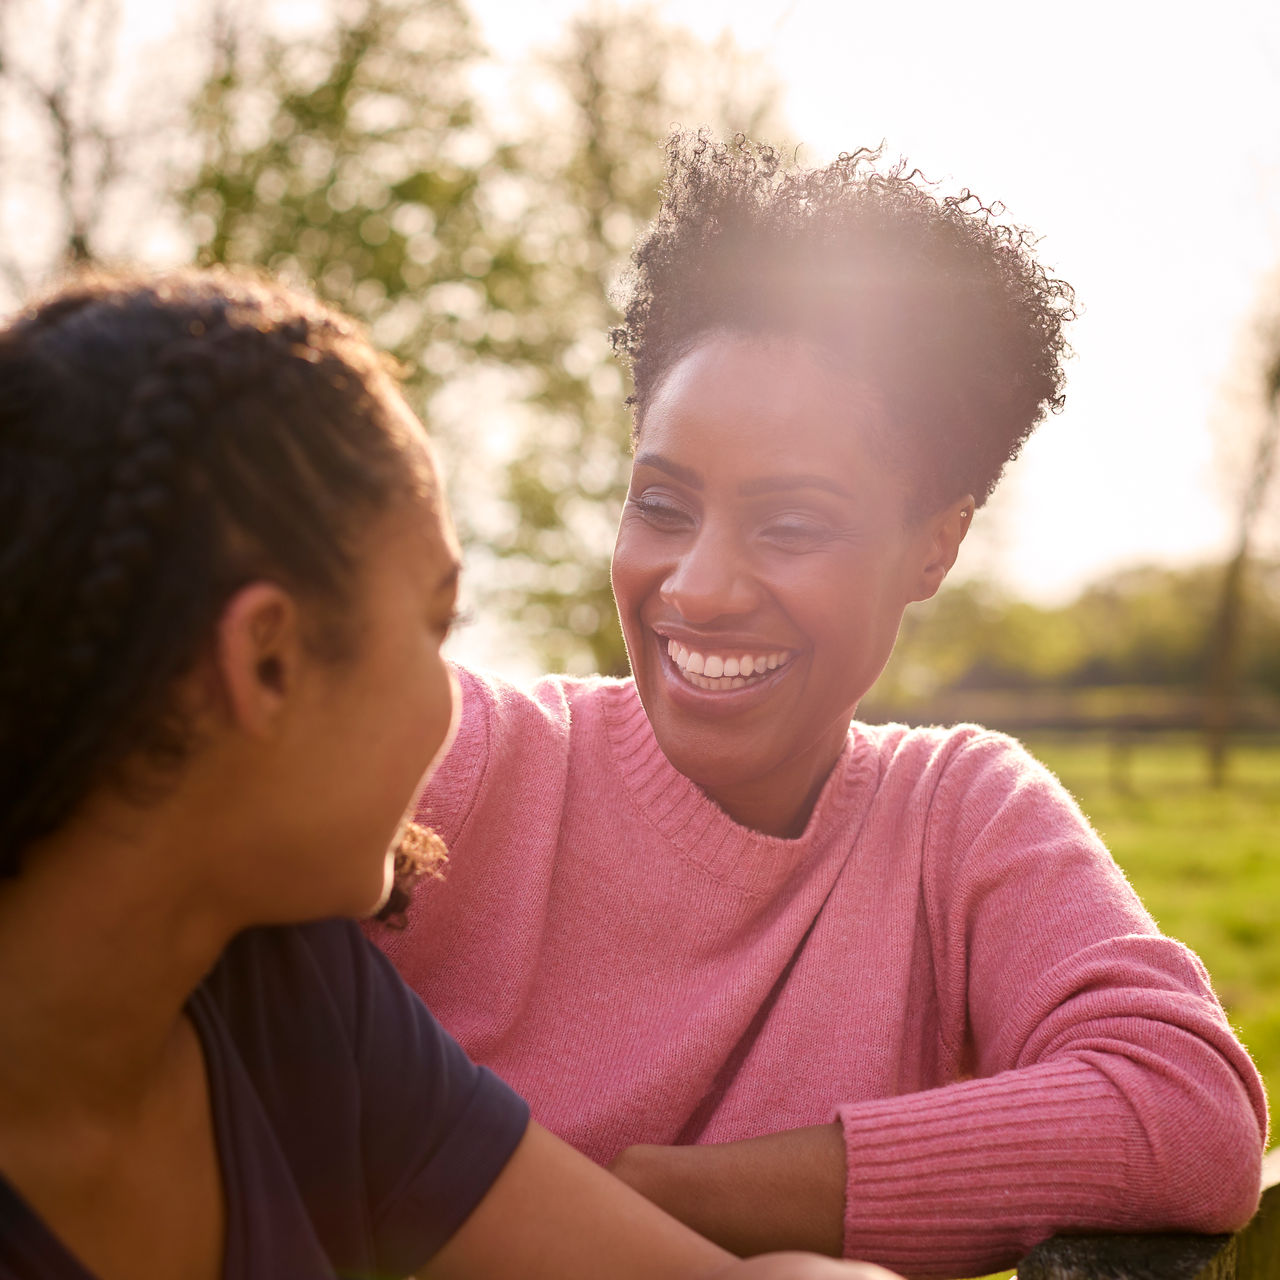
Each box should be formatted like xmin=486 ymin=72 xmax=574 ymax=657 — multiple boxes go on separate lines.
xmin=376 ymin=667 xmax=1267 ymax=1277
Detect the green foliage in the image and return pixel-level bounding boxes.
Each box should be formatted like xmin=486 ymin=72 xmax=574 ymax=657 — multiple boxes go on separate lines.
xmin=179 ymin=0 xmax=535 ymax=409
xmin=869 ymin=561 xmax=1280 ymax=711
xmin=176 ymin=0 xmax=785 ymax=677
xmin=1068 ymin=565 xmax=1220 ymax=687
xmin=488 ymin=9 xmax=785 ymax=675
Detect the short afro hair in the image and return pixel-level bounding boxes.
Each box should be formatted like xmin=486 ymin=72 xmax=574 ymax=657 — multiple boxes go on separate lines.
xmin=611 ymin=132 xmax=1076 ymax=514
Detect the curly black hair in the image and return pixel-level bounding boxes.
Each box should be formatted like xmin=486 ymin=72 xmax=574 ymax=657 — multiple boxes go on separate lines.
xmin=611 ymin=132 xmax=1076 ymax=514
xmin=0 ymin=268 xmax=440 ymax=911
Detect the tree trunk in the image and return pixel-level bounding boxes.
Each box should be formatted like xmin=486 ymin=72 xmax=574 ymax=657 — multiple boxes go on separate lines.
xmin=1203 ymin=358 xmax=1280 ymax=787
xmin=1204 ymin=546 xmax=1248 ymax=788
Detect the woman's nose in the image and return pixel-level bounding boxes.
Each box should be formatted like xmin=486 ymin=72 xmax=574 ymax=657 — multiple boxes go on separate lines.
xmin=658 ymin=528 xmax=761 ymax=623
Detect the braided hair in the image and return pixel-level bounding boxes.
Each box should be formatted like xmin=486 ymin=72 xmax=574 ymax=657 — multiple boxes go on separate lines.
xmin=0 ymin=269 xmax=421 ymax=877
xmin=611 ymin=132 xmax=1077 ymax=515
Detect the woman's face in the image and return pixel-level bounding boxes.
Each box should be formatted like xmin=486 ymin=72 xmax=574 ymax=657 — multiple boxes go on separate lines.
xmin=611 ymin=334 xmax=950 ymax=836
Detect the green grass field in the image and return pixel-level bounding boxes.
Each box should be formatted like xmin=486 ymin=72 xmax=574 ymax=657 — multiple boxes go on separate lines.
xmin=1026 ymin=735 xmax=1280 ymax=1129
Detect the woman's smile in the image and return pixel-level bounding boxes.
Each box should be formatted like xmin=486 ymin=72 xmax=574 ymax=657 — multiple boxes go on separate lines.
xmin=665 ymin=636 xmax=792 ymax=686
xmin=653 ymin=627 xmax=799 ymax=714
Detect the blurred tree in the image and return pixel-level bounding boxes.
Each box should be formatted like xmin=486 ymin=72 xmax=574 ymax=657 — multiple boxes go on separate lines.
xmin=179 ymin=0 xmax=532 ymax=409
xmin=869 ymin=561 xmax=1280 ymax=719
xmin=177 ymin=0 xmax=785 ymax=677
xmin=1066 ymin=566 xmax=1219 ymax=688
xmin=868 ymin=579 xmax=1023 ymax=705
xmin=0 ymin=0 xmax=137 ymax=289
xmin=1204 ymin=337 xmax=1280 ymax=784
xmin=1246 ymin=558 xmax=1280 ymax=691
xmin=480 ymin=6 xmax=787 ymax=675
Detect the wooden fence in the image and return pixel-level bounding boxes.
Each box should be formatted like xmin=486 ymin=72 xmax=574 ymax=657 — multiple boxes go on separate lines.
xmin=861 ymin=686 xmax=1280 ymax=739
xmin=1018 ymin=1147 xmax=1280 ymax=1280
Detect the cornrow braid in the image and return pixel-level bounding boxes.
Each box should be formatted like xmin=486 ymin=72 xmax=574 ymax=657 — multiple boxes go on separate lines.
xmin=60 ymin=352 xmax=214 ymax=695
xmin=14 ymin=330 xmax=238 ymax=861
xmin=0 ymin=270 xmax=416 ymax=874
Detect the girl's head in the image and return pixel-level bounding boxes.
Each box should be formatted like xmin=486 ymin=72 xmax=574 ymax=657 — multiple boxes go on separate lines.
xmin=0 ymin=270 xmax=456 ymax=912
xmin=609 ymin=134 xmax=1075 ymax=835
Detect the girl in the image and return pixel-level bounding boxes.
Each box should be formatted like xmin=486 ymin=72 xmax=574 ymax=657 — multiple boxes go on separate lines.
xmin=0 ymin=268 xmax=889 ymax=1280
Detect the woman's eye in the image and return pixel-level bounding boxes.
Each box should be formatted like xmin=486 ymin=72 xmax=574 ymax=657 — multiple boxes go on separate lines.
xmin=761 ymin=518 xmax=831 ymax=549
xmin=629 ymin=494 xmax=692 ymax=531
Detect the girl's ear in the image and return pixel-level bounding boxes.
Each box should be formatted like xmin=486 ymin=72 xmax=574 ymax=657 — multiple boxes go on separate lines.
xmin=909 ymin=495 xmax=975 ymax=603
xmin=214 ymin=582 xmax=304 ymax=739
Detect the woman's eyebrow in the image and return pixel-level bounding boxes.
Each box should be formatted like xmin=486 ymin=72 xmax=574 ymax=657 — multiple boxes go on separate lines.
xmin=739 ymin=474 xmax=854 ymax=499
xmin=633 ymin=452 xmax=702 ymax=488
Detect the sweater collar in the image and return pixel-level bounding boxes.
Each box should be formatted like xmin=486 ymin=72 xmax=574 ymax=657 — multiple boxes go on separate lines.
xmin=599 ymin=680 xmax=879 ymax=898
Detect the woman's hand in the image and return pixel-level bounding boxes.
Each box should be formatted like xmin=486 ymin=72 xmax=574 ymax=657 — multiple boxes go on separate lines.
xmin=608 ymin=1122 xmax=847 ymax=1257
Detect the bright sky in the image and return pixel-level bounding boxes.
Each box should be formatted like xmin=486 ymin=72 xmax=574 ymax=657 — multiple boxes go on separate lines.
xmin=471 ymin=0 xmax=1280 ymax=605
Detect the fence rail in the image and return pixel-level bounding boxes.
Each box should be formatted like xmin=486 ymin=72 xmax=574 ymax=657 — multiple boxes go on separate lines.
xmin=1018 ymin=1147 xmax=1280 ymax=1280
xmin=862 ymin=685 xmax=1280 ymax=738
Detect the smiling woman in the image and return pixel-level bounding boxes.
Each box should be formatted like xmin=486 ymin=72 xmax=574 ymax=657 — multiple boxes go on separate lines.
xmin=375 ymin=132 xmax=1268 ymax=1279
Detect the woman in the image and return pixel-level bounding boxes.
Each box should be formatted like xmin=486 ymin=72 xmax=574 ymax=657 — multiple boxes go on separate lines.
xmin=375 ymin=134 xmax=1269 ymax=1277
xmin=0 ymin=268 xmax=892 ymax=1280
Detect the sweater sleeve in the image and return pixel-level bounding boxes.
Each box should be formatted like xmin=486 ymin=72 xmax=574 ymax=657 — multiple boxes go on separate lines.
xmin=836 ymin=731 xmax=1267 ymax=1279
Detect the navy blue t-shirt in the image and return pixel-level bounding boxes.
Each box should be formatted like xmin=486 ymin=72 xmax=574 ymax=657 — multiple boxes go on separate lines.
xmin=0 ymin=920 xmax=530 ymax=1279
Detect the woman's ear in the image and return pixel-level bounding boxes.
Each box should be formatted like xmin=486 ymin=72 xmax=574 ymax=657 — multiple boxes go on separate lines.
xmin=909 ymin=495 xmax=975 ymax=603
xmin=214 ymin=582 xmax=304 ymax=739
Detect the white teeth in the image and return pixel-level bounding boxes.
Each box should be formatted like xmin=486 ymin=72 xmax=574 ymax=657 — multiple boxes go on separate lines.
xmin=662 ymin=639 xmax=790 ymax=691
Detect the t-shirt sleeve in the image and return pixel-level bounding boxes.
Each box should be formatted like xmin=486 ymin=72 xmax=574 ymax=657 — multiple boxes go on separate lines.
xmin=306 ymin=922 xmax=530 ymax=1275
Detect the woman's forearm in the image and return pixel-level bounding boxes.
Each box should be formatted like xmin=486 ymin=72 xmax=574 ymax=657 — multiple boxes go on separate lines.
xmin=608 ymin=1122 xmax=847 ymax=1258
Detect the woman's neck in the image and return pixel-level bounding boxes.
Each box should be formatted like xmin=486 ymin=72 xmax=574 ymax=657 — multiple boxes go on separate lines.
xmin=701 ymin=717 xmax=853 ymax=839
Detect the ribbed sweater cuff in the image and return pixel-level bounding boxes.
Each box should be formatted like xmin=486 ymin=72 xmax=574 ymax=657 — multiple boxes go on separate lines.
xmin=838 ymin=1058 xmax=1130 ymax=1276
